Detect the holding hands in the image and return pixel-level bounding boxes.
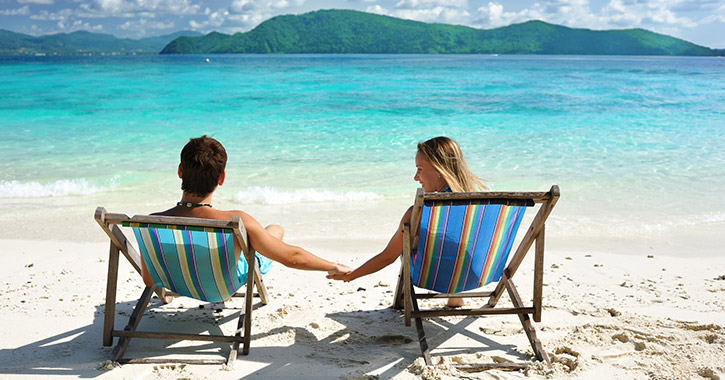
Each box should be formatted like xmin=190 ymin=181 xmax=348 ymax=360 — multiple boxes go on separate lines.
xmin=327 ymin=263 xmax=353 ymax=280
xmin=326 ymin=268 xmax=354 ymax=282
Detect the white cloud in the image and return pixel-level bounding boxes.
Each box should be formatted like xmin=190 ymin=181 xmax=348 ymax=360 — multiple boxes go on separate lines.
xmin=269 ymin=0 xmax=290 ymax=9
xmin=56 ymin=19 xmax=103 ymax=33
xmin=591 ymin=0 xmax=699 ymax=31
xmin=74 ymin=19 xmax=103 ymax=30
xmin=650 ymin=8 xmax=696 ymax=27
xmin=391 ymin=6 xmax=470 ymax=24
xmin=0 ymin=6 xmax=30 ymax=16
xmin=223 ymin=0 xmax=300 ymax=31
xmin=666 ymin=0 xmax=721 ymax=13
xmin=18 ymin=0 xmax=54 ymax=5
xmin=534 ymin=0 xmax=600 ymax=26
xmin=701 ymin=2 xmax=725 ymax=23
xmin=207 ymin=9 xmax=228 ymax=27
xmin=119 ymin=18 xmax=174 ymax=31
xmin=189 ymin=19 xmax=205 ymax=29
xmin=600 ymin=0 xmax=642 ymax=26
xmin=227 ymin=12 xmax=264 ymax=25
xmin=229 ymin=0 xmax=297 ymax=13
xmin=365 ymin=4 xmax=387 ymax=14
xmin=230 ymin=0 xmax=255 ymax=13
xmin=474 ymin=2 xmax=538 ymax=28
xmin=78 ymin=0 xmax=201 ymax=18
xmin=29 ymin=8 xmax=73 ymax=21
xmin=468 ymin=0 xmax=704 ymax=33
xmin=189 ymin=9 xmax=229 ymax=31
xmin=384 ymin=0 xmax=471 ymax=25
xmin=395 ymin=0 xmax=468 ymax=8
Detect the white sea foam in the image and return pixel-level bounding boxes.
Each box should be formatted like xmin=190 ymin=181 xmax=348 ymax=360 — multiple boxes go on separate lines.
xmin=0 ymin=178 xmax=110 ymax=198
xmin=234 ymin=186 xmax=383 ymax=205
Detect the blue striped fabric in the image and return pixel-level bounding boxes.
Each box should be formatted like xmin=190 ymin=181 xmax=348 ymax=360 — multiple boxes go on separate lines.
xmin=131 ymin=225 xmax=271 ymax=303
xmin=411 ymin=201 xmax=527 ymax=293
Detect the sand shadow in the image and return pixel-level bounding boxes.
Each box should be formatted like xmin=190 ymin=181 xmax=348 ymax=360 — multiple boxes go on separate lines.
xmin=0 ymin=292 xmax=534 ymax=379
xmin=223 ymin=299 xmax=533 ymax=379
xmin=315 ymin=306 xmax=531 ymax=379
xmin=0 ymin=294 xmax=264 ymax=377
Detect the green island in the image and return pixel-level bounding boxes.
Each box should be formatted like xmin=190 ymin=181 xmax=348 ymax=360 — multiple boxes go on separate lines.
xmin=2 ymin=9 xmax=723 ymax=56
xmin=0 ymin=30 xmax=201 ymax=55
xmin=161 ymin=9 xmax=724 ymax=56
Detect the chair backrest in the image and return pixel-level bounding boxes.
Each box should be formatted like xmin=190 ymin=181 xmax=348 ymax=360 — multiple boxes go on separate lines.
xmin=411 ymin=198 xmax=531 ymax=293
xmin=127 ymin=222 xmax=243 ymax=303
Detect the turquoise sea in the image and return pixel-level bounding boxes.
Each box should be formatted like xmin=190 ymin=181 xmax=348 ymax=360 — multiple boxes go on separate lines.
xmin=1 ymin=54 xmax=724 ymax=253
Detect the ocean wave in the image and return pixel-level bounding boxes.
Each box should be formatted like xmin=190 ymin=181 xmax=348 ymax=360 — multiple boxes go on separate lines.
xmin=0 ymin=178 xmax=110 ymax=198
xmin=234 ymin=186 xmax=383 ymax=204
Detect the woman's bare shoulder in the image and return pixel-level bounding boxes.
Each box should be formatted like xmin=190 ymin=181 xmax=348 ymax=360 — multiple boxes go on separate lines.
xmin=400 ymin=205 xmax=414 ymax=223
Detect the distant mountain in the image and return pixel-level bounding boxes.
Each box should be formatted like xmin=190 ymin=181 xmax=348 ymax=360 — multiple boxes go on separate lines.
xmin=0 ymin=29 xmax=203 ymax=55
xmin=161 ymin=9 xmax=721 ymax=56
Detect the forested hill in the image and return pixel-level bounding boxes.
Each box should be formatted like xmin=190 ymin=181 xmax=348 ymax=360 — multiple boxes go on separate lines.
xmin=0 ymin=30 xmax=202 ymax=55
xmin=161 ymin=9 xmax=722 ymax=56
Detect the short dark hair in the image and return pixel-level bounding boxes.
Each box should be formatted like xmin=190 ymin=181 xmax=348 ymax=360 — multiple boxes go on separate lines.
xmin=179 ymin=135 xmax=227 ymax=196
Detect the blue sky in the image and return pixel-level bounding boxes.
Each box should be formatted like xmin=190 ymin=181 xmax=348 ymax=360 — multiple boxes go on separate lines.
xmin=1 ymin=0 xmax=723 ymax=48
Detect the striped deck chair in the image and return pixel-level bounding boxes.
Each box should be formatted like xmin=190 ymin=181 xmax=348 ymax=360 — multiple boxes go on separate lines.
xmin=94 ymin=207 xmax=269 ymax=365
xmin=393 ymin=186 xmax=559 ymax=370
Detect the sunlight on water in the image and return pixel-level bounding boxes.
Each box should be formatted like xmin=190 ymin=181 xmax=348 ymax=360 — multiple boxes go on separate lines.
xmin=1 ymin=55 xmax=724 ymax=248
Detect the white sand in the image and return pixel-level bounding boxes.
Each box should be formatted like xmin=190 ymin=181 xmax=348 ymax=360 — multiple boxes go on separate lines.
xmin=1 ymin=235 xmax=724 ymax=380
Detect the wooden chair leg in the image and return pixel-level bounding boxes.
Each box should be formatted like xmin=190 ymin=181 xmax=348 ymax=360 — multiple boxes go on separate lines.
xmin=533 ymin=228 xmax=544 ymax=322
xmin=392 ymin=267 xmax=404 ymax=310
xmin=253 ymin=263 xmax=269 ymax=305
xmin=228 ymin=309 xmax=244 ymax=364
xmin=103 ymin=242 xmax=120 ymax=347
xmin=111 ymin=285 xmax=155 ymax=362
xmin=241 ymin=252 xmax=256 ymax=356
xmin=403 ymin=276 xmax=414 ymax=326
xmin=503 ymin=276 xmax=551 ymax=367
xmin=411 ymin=290 xmax=432 ymax=365
xmin=402 ymin=223 xmax=413 ymax=326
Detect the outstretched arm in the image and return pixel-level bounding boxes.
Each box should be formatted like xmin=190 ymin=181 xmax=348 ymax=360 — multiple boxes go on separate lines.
xmin=328 ymin=207 xmax=413 ymax=282
xmin=241 ymin=212 xmax=351 ymax=275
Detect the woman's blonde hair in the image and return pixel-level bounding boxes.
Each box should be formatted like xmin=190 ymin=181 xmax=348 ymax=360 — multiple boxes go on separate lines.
xmin=417 ymin=136 xmax=487 ymax=192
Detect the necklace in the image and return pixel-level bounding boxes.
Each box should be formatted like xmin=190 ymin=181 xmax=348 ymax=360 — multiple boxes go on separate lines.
xmin=177 ymin=201 xmax=213 ymax=208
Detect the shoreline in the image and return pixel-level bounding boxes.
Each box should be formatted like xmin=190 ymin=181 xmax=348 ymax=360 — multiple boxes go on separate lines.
xmin=1 ymin=237 xmax=723 ymax=379
xmin=1 ymin=193 xmax=723 ymax=260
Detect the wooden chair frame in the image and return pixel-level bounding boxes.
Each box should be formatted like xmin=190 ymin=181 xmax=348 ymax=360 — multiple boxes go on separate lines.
xmin=94 ymin=207 xmax=270 ymax=365
xmin=393 ymin=185 xmax=559 ymax=370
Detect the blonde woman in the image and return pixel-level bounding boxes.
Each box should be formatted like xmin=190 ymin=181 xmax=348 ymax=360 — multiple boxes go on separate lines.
xmin=328 ymin=136 xmax=485 ymax=307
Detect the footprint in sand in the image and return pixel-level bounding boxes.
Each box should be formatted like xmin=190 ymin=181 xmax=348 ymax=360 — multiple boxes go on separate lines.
xmin=551 ymin=346 xmax=580 ymax=372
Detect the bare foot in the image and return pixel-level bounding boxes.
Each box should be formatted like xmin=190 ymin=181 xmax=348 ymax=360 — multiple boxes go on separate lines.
xmin=446 ymin=297 xmax=465 ymax=308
